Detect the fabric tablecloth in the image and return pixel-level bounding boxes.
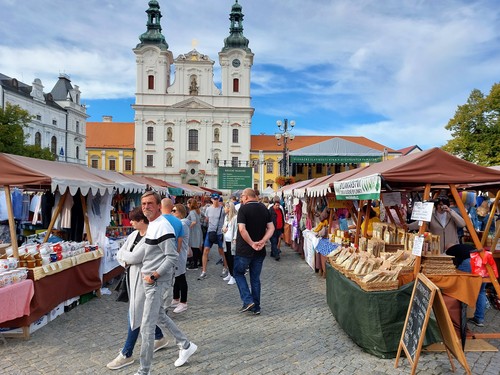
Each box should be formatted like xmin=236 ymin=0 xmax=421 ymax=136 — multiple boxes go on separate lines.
xmin=0 ymin=279 xmax=34 ymax=323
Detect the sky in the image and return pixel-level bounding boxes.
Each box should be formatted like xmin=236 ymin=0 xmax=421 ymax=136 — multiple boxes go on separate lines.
xmin=1 ymin=0 xmax=499 ymax=151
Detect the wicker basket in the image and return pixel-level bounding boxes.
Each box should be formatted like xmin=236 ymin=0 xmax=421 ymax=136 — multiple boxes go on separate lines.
xmin=354 ymin=278 xmax=399 ymax=292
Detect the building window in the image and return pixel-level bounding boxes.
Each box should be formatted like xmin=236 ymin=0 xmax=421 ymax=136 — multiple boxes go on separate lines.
xmin=232 ymin=157 xmax=238 ymax=167
xmin=76 ymin=146 xmax=80 ymax=160
xmin=232 ymin=129 xmax=239 ymax=143
xmin=266 ymin=162 xmax=273 ymax=174
xmin=297 ymin=165 xmax=304 ymax=174
xmin=213 ymin=152 xmax=220 ymax=166
xmin=146 ymin=155 xmax=154 ymax=167
xmin=91 ymin=159 xmax=98 ymax=168
xmin=109 ymin=159 xmax=116 ymax=171
xmin=188 ymin=129 xmax=198 ymax=151
xmin=148 ymin=75 xmax=154 ymax=90
xmin=253 ymin=160 xmax=258 ymax=173
xmin=52 ymin=119 xmax=57 ymax=125
xmin=36 ymin=114 xmax=42 ymax=121
xmin=214 ymin=128 xmax=220 ymax=142
xmin=147 ymin=126 xmax=154 ymax=142
xmin=124 ymin=159 xmax=132 ymax=171
xmin=233 ymin=78 xmax=239 ymax=92
xmin=35 ymin=132 xmax=41 ymax=147
xmin=76 ymin=121 xmax=80 ymax=134
xmin=166 ymin=152 xmax=173 ymax=167
xmin=316 ymin=164 xmax=323 ymax=174
xmin=50 ymin=136 xmax=57 ymax=155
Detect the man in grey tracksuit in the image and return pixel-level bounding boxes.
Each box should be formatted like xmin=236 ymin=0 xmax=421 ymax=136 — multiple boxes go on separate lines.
xmin=136 ymin=191 xmax=197 ymax=375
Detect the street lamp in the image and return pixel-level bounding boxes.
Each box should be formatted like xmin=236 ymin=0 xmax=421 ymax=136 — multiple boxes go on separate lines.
xmin=275 ymin=119 xmax=295 ymax=177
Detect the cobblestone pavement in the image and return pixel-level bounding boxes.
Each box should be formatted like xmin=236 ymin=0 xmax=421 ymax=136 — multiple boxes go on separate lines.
xmin=1 ymin=245 xmax=499 ymax=374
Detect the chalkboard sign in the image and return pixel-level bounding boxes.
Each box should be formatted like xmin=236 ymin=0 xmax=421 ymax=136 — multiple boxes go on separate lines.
xmin=395 ymin=273 xmax=471 ymax=375
xmin=395 ymin=274 xmax=437 ymax=375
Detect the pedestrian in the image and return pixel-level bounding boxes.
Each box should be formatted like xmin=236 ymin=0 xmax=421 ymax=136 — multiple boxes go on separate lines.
xmin=161 ymin=198 xmax=183 ymax=241
xmin=222 ymin=201 xmax=238 ymax=285
xmin=106 ymin=207 xmax=168 ymax=370
xmin=171 ymin=203 xmax=190 ymax=313
xmin=136 ymin=191 xmax=197 ymax=374
xmin=187 ymin=199 xmax=203 ymax=269
xmin=269 ymin=196 xmax=285 ymax=261
xmin=198 ymin=193 xmax=227 ymax=280
xmin=233 ymin=188 xmax=274 ymax=315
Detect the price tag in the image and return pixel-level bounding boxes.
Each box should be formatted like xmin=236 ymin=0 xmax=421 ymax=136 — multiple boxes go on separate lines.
xmin=412 ymin=235 xmax=424 ymax=256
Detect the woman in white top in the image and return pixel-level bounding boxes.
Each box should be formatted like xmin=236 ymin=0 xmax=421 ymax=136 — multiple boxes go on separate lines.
xmin=222 ymin=201 xmax=238 ymax=285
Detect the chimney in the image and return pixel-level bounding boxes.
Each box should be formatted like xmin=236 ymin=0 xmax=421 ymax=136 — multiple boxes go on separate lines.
xmin=102 ymin=115 xmax=113 ymax=122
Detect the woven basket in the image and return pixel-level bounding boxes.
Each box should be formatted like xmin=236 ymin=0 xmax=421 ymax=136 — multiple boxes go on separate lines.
xmin=30 ymin=249 xmax=103 ymax=281
xmin=354 ymin=278 xmax=399 ymax=292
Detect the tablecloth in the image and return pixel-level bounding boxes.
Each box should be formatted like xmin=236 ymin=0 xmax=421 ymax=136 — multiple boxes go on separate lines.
xmin=0 ymin=279 xmax=34 ymax=323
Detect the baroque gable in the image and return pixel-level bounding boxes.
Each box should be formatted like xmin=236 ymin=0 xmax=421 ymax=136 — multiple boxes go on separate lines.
xmin=171 ymin=97 xmax=215 ymax=109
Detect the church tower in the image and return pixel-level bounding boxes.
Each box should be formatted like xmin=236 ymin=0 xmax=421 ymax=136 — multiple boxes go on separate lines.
xmin=133 ymin=1 xmax=254 ymax=189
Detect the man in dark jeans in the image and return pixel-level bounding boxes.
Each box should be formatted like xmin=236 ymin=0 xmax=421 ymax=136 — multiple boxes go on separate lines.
xmin=233 ymin=188 xmax=274 ymax=315
xmin=269 ymin=196 xmax=285 ymax=261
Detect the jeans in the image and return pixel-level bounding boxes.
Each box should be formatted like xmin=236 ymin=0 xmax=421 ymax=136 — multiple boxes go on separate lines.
xmin=122 ymin=320 xmax=163 ymax=358
xmin=139 ymin=280 xmax=189 ymax=374
xmin=457 ymin=258 xmax=486 ymax=323
xmin=270 ymin=229 xmax=283 ymax=258
xmin=233 ymin=255 xmax=264 ymax=311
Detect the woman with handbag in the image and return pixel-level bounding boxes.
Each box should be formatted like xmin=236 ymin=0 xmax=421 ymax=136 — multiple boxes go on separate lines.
xmin=106 ymin=207 xmax=167 ymax=370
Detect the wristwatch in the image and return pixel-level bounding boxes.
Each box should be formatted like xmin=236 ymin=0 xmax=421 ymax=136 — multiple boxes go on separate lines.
xmin=150 ymin=274 xmax=157 ymax=281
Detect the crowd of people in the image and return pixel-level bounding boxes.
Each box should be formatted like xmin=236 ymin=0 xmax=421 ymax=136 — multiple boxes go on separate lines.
xmin=107 ymin=188 xmax=278 ymax=373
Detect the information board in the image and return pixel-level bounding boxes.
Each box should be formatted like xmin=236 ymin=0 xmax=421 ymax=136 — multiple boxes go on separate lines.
xmin=410 ymin=202 xmax=434 ymax=222
xmin=217 ymin=167 xmax=253 ymax=190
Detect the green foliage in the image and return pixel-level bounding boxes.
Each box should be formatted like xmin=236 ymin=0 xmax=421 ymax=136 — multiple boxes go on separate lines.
xmin=0 ymin=103 xmax=55 ymax=161
xmin=442 ymin=83 xmax=500 ymax=166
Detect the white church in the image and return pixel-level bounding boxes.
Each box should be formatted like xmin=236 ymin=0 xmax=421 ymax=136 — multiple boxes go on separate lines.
xmin=133 ymin=0 xmax=254 ymax=187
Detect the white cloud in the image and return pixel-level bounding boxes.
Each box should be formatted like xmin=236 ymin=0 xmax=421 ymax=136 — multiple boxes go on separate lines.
xmin=0 ymin=0 xmax=498 ymax=149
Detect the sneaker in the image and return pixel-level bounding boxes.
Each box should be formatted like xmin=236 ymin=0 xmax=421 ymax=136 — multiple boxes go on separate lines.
xmin=197 ymin=272 xmax=207 ymax=280
xmin=253 ymin=309 xmax=261 ymax=316
xmin=106 ymin=352 xmax=134 ymax=370
xmin=468 ymin=318 xmax=484 ymax=327
xmin=174 ymin=342 xmax=198 ymax=367
xmin=153 ymin=337 xmax=169 ymax=352
xmin=222 ymin=274 xmax=231 ymax=281
xmin=227 ymin=276 xmax=236 ymax=285
xmin=170 ymin=299 xmax=180 ymax=308
xmin=187 ymin=264 xmax=198 ymax=270
xmin=173 ymin=303 xmax=188 ymax=313
xmin=239 ymin=302 xmax=255 ymax=313
xmin=221 ymin=268 xmax=228 ymax=277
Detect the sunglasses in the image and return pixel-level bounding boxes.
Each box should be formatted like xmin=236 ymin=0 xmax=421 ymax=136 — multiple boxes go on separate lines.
xmin=172 ymin=209 xmax=177 ymax=212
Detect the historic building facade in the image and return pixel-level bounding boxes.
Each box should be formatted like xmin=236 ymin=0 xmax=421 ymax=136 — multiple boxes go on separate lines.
xmin=0 ymin=73 xmax=88 ymax=164
xmin=132 ymin=0 xmax=253 ymax=186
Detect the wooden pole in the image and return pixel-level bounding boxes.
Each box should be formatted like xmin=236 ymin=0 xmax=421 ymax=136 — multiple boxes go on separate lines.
xmin=43 ymin=190 xmax=68 ymax=243
xmin=481 ymin=190 xmax=500 ymax=246
xmin=450 ymin=184 xmax=500 ymax=296
xmin=4 ymin=186 xmax=19 ymax=258
xmin=413 ymin=184 xmax=432 ymax=277
xmin=80 ymin=194 xmax=93 ymax=244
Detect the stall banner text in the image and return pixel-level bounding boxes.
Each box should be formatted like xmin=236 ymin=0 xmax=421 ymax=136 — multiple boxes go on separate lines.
xmin=333 ymin=174 xmax=381 ymax=200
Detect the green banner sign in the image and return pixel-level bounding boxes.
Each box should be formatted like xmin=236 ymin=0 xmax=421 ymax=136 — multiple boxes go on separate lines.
xmin=217 ymin=167 xmax=253 ymax=190
xmin=333 ymin=174 xmax=381 ymax=200
xmin=290 ymin=155 xmax=382 ymax=164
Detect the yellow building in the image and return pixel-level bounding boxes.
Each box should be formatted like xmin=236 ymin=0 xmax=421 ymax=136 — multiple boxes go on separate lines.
xmin=86 ymin=116 xmax=135 ymax=174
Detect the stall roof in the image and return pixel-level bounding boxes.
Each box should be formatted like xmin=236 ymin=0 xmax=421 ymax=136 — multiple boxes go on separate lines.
xmin=335 ymin=147 xmax=500 ymax=190
xmin=305 ymin=167 xmax=366 ymax=197
xmin=77 ymin=167 xmax=147 ymax=194
xmin=278 ymin=178 xmax=316 ymax=197
xmin=121 ymin=175 xmax=170 ymax=195
xmin=290 ymin=137 xmax=383 ymax=164
xmin=293 ymin=175 xmax=332 ymax=198
xmin=0 ymin=152 xmax=116 ymax=195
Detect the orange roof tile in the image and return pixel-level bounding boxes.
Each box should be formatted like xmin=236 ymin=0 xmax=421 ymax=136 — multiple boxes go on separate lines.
xmin=86 ymin=122 xmax=135 ymax=149
xmin=251 ymin=135 xmax=396 ymax=153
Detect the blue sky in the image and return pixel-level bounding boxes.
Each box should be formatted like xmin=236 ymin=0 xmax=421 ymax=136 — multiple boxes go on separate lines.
xmin=1 ymin=0 xmax=499 ymax=150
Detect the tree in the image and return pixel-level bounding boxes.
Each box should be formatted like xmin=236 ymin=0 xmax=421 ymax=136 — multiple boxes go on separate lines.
xmin=0 ymin=103 xmax=55 ymax=160
xmin=442 ymin=83 xmax=500 ymax=166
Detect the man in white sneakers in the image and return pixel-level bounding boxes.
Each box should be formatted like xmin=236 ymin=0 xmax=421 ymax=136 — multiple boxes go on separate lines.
xmin=135 ymin=191 xmax=197 ymax=374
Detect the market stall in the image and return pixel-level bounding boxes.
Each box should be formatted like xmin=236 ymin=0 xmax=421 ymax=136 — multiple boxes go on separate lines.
xmin=0 ymin=153 xmax=144 ymax=337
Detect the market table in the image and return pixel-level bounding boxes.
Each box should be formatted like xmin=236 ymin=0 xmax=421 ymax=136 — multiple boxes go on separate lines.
xmin=0 ymin=255 xmax=102 ymax=335
xmin=326 ymin=263 xmax=441 ymax=358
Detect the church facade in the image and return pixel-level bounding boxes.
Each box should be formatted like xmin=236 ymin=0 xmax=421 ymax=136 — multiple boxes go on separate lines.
xmin=133 ymin=0 xmax=253 ymax=187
